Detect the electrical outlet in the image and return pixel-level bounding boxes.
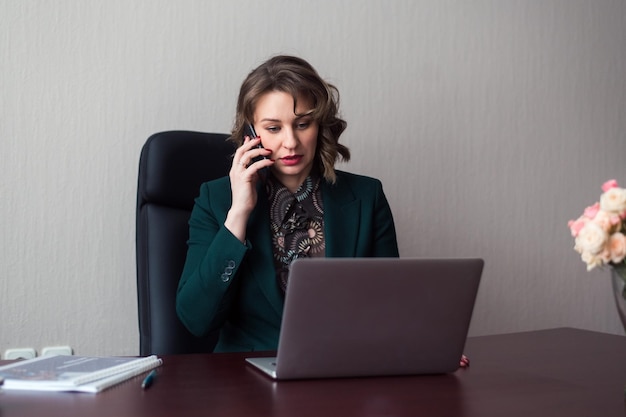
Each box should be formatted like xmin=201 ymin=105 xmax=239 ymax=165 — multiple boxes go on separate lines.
xmin=4 ymin=348 xmax=37 ymax=360
xmin=41 ymin=346 xmax=73 ymax=356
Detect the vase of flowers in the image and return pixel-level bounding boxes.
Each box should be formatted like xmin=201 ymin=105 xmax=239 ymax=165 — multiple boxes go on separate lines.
xmin=568 ymin=179 xmax=626 ymax=332
xmin=611 ymin=264 xmax=626 ymax=330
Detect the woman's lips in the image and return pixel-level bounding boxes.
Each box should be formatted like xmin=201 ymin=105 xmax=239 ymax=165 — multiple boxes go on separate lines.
xmin=280 ymin=155 xmax=302 ymax=166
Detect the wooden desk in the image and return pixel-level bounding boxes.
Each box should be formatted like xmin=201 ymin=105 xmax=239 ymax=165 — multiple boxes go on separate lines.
xmin=1 ymin=328 xmax=624 ymax=416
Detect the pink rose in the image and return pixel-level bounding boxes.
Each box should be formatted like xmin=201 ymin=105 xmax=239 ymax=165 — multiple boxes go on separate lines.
xmin=602 ymin=179 xmax=619 ymax=192
xmin=568 ymin=217 xmax=588 ymax=237
xmin=609 ymin=233 xmax=626 ymax=264
xmin=583 ymin=202 xmax=600 ymax=219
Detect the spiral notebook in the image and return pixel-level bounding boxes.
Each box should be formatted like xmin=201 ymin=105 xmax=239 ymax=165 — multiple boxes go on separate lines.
xmin=0 ymin=354 xmax=162 ymax=393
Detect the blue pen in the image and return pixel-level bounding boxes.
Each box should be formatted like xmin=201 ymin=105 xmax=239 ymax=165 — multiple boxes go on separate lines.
xmin=141 ymin=370 xmax=157 ymax=390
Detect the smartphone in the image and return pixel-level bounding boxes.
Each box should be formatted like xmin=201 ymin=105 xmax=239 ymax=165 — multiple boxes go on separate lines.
xmin=244 ymin=123 xmax=266 ymax=164
xmin=244 ymin=123 xmax=258 ymax=140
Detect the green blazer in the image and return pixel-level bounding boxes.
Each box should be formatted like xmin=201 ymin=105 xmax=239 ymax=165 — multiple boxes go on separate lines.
xmin=176 ymin=170 xmax=399 ymax=352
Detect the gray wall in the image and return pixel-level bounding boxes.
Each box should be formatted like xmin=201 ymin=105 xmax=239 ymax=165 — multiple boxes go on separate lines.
xmin=2 ymin=0 xmax=625 ymax=356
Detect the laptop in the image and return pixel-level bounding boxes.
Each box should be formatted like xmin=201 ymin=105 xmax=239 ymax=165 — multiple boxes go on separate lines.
xmin=246 ymin=257 xmax=484 ymax=380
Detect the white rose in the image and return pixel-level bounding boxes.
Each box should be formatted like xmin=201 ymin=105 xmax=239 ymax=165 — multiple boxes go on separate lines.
xmin=581 ymin=251 xmax=604 ymax=271
xmin=575 ymin=222 xmax=608 ymax=256
xmin=600 ymin=187 xmax=626 ymax=215
xmin=591 ymin=210 xmax=614 ymax=232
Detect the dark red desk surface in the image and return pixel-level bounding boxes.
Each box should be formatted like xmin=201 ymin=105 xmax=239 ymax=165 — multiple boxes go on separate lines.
xmin=1 ymin=328 xmax=625 ymax=417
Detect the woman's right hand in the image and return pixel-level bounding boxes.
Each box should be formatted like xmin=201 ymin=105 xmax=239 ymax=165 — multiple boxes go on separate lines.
xmin=224 ymin=136 xmax=272 ymax=242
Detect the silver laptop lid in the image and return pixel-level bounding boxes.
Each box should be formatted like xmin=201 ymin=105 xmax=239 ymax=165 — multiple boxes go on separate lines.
xmin=249 ymin=257 xmax=483 ymax=380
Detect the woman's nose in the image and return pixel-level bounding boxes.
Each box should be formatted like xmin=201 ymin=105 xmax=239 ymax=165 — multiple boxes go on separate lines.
xmin=281 ymin=128 xmax=298 ymax=149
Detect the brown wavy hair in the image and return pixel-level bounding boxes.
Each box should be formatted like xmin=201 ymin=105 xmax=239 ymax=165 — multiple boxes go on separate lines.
xmin=229 ymin=55 xmax=350 ymax=183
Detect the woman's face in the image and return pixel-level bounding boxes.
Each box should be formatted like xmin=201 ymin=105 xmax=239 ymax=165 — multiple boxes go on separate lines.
xmin=253 ymin=91 xmax=319 ymax=192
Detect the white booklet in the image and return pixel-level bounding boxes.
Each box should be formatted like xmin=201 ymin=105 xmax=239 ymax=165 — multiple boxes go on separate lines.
xmin=0 ymin=354 xmax=162 ymax=393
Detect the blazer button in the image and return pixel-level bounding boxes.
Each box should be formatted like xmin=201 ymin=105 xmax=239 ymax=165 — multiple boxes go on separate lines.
xmin=228 ymin=260 xmax=236 ymax=268
xmin=220 ymin=273 xmax=230 ymax=282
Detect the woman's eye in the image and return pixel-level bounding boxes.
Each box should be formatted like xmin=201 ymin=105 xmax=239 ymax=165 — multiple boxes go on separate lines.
xmin=296 ymin=122 xmax=310 ymax=129
xmin=266 ymin=126 xmax=280 ymax=133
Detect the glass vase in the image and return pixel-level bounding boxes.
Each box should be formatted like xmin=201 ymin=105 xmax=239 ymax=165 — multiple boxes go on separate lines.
xmin=611 ymin=264 xmax=626 ymax=333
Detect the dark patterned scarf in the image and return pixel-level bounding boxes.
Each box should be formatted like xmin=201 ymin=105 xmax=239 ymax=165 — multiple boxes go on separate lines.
xmin=266 ymin=173 xmax=325 ymax=293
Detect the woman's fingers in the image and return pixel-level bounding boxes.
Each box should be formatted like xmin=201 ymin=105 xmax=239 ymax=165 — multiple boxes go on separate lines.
xmin=233 ymin=137 xmax=268 ymax=170
xmin=459 ymin=354 xmax=470 ymax=368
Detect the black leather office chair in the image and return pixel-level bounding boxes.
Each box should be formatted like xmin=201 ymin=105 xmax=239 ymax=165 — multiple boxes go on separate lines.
xmin=136 ymin=130 xmax=235 ymax=355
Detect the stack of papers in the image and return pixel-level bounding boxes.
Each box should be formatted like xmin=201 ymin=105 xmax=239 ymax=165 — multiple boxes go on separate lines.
xmin=0 ymin=354 xmax=162 ymax=393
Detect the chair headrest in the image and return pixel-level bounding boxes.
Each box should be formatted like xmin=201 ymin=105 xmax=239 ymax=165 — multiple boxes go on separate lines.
xmin=138 ymin=131 xmax=234 ymax=211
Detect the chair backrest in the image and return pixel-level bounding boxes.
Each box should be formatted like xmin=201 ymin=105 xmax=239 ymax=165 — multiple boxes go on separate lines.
xmin=136 ymin=130 xmax=235 ymax=355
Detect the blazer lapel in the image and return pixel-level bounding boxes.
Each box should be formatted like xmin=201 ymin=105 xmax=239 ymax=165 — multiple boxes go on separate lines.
xmin=215 ymin=175 xmax=363 ymax=316
xmin=246 ymin=182 xmax=285 ymax=316
xmin=322 ymin=179 xmax=361 ymax=257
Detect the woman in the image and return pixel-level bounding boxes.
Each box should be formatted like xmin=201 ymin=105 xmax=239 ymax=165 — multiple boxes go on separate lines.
xmin=176 ymin=55 xmax=399 ymax=352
